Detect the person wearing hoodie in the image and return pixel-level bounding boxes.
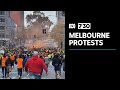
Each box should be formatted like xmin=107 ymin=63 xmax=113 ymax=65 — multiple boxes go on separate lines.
xmin=5 ymin=55 xmax=12 ymax=79
xmin=52 ymin=54 xmax=62 ymax=79
xmin=25 ymin=51 xmax=48 ymax=79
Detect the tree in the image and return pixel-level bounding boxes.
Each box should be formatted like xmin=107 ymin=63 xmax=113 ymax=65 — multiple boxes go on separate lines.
xmin=33 ymin=11 xmax=45 ymax=17
xmin=26 ymin=11 xmax=53 ymax=29
xmin=26 ymin=14 xmax=33 ymax=25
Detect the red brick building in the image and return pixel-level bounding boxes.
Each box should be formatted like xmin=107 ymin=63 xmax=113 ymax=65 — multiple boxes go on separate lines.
xmin=10 ymin=11 xmax=24 ymax=30
xmin=10 ymin=11 xmax=24 ymax=46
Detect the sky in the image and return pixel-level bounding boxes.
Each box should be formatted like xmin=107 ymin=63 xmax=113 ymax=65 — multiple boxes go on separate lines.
xmin=24 ymin=11 xmax=57 ymax=31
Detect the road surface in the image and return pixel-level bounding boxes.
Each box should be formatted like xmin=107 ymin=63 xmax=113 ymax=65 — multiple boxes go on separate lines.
xmin=0 ymin=62 xmax=65 ymax=79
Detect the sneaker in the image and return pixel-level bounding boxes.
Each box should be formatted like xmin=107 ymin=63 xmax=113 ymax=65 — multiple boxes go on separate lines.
xmin=7 ymin=74 xmax=9 ymax=77
xmin=9 ymin=77 xmax=11 ymax=79
xmin=18 ymin=75 xmax=21 ymax=79
xmin=2 ymin=76 xmax=4 ymax=78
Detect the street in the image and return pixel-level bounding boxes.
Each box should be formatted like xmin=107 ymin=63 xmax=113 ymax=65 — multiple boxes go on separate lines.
xmin=0 ymin=11 xmax=65 ymax=79
xmin=0 ymin=62 xmax=65 ymax=79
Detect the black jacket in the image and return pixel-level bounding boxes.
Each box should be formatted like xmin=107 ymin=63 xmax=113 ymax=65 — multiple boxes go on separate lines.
xmin=52 ymin=55 xmax=62 ymax=71
xmin=5 ymin=58 xmax=12 ymax=66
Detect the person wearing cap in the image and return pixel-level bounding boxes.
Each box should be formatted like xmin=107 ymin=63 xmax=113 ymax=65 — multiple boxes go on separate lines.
xmin=25 ymin=51 xmax=48 ymax=79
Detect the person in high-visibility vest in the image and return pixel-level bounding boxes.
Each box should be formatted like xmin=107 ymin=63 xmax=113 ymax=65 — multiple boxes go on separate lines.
xmin=1 ymin=54 xmax=8 ymax=78
xmin=16 ymin=54 xmax=23 ymax=79
xmin=48 ymin=53 xmax=52 ymax=61
xmin=10 ymin=54 xmax=15 ymax=68
xmin=5 ymin=55 xmax=12 ymax=79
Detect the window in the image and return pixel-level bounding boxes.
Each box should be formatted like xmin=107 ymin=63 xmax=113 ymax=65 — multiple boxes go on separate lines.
xmin=34 ymin=35 xmax=36 ymax=38
xmin=0 ymin=18 xmax=5 ymax=22
xmin=0 ymin=11 xmax=5 ymax=15
xmin=0 ymin=26 xmax=5 ymax=30
xmin=0 ymin=33 xmax=5 ymax=38
xmin=43 ymin=29 xmax=46 ymax=34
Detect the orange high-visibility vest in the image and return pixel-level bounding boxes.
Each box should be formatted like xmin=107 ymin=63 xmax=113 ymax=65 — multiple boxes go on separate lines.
xmin=2 ymin=57 xmax=8 ymax=67
xmin=17 ymin=58 xmax=23 ymax=68
xmin=10 ymin=55 xmax=15 ymax=61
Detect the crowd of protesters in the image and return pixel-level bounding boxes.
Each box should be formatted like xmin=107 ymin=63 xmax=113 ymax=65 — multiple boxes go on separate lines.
xmin=0 ymin=47 xmax=65 ymax=79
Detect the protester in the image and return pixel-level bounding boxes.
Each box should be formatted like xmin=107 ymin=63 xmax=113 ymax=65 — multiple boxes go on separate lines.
xmin=0 ymin=47 xmax=65 ymax=79
xmin=44 ymin=53 xmax=50 ymax=68
xmin=16 ymin=54 xmax=23 ymax=79
xmin=5 ymin=55 xmax=12 ymax=79
xmin=23 ymin=54 xmax=31 ymax=71
xmin=1 ymin=54 xmax=8 ymax=78
xmin=25 ymin=51 xmax=48 ymax=79
xmin=52 ymin=54 xmax=62 ymax=79
xmin=10 ymin=54 xmax=15 ymax=68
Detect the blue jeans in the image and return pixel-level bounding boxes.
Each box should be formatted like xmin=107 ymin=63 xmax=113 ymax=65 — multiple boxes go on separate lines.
xmin=28 ymin=72 xmax=41 ymax=79
xmin=2 ymin=67 xmax=7 ymax=76
xmin=17 ymin=68 xmax=22 ymax=76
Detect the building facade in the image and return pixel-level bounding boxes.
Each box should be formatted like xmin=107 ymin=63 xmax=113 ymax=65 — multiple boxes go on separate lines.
xmin=10 ymin=11 xmax=24 ymax=30
xmin=56 ymin=11 xmax=65 ymax=50
xmin=10 ymin=11 xmax=24 ymax=47
xmin=0 ymin=11 xmax=16 ymax=47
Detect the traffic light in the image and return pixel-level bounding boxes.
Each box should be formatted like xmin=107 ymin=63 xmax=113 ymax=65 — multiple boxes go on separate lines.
xmin=43 ymin=29 xmax=46 ymax=34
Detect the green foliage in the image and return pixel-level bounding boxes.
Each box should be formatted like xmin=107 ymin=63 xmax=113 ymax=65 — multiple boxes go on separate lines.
xmin=26 ymin=11 xmax=53 ymax=28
